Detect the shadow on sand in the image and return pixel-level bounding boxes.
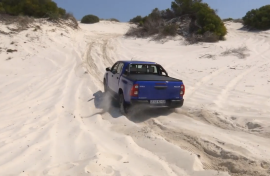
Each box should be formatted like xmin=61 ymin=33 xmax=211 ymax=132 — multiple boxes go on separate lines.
xmin=86 ymin=90 xmax=175 ymax=123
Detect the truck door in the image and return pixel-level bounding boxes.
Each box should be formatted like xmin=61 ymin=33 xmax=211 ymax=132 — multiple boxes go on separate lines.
xmin=108 ymin=62 xmax=119 ymax=92
xmin=111 ymin=62 xmax=124 ymax=93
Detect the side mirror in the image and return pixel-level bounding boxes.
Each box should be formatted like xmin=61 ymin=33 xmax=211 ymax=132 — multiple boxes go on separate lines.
xmin=106 ymin=67 xmax=111 ymax=71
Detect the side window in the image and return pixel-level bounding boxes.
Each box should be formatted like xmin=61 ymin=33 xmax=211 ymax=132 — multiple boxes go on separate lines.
xmin=159 ymin=66 xmax=167 ymax=76
xmin=111 ymin=63 xmax=119 ymax=73
xmin=149 ymin=65 xmax=158 ymax=74
xmin=117 ymin=63 xmax=124 ymax=74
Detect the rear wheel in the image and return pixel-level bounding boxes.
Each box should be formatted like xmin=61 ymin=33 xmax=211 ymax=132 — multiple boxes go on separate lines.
xmin=119 ymin=94 xmax=128 ymax=115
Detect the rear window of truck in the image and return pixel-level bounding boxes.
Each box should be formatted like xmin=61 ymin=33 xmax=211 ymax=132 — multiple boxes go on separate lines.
xmin=129 ymin=64 xmax=158 ymax=74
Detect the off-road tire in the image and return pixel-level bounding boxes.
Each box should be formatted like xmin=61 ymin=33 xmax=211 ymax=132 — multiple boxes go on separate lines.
xmin=119 ymin=94 xmax=128 ymax=115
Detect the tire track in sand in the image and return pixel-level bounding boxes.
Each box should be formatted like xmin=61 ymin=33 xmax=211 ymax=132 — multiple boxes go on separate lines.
xmin=144 ymin=118 xmax=270 ymax=176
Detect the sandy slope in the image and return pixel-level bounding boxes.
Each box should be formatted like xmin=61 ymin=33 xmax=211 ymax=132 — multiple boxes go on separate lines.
xmin=0 ymin=20 xmax=269 ymax=176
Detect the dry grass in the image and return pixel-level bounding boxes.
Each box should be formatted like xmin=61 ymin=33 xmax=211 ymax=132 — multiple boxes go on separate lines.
xmin=161 ymin=24 xmax=178 ymax=36
xmin=221 ymin=46 xmax=249 ymax=59
xmin=62 ymin=13 xmax=79 ymax=29
xmin=202 ymin=32 xmax=219 ymax=42
xmin=126 ymin=18 xmax=179 ymax=39
xmin=199 ymin=54 xmax=216 ymax=59
xmin=0 ymin=15 xmax=34 ymax=33
xmin=0 ymin=13 xmax=79 ymax=34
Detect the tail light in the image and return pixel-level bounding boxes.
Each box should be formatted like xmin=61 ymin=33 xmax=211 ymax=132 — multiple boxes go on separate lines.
xmin=130 ymin=84 xmax=139 ymax=97
xmin=180 ymin=85 xmax=185 ymax=96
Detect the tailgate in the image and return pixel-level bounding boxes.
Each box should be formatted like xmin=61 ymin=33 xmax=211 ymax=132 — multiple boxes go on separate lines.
xmin=137 ymin=81 xmax=183 ymax=100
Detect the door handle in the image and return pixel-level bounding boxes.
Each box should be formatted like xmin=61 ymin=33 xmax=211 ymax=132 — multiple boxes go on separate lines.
xmin=112 ymin=75 xmax=113 ymax=77
xmin=117 ymin=77 xmax=119 ymax=79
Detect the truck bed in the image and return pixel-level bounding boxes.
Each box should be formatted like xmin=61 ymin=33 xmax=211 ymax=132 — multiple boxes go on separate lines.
xmin=124 ymin=74 xmax=182 ymax=82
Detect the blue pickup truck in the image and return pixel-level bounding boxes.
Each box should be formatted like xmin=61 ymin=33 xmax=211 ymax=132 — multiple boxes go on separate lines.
xmin=103 ymin=61 xmax=185 ymax=114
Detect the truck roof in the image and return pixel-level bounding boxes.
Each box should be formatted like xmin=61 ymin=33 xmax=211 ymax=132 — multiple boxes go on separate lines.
xmin=120 ymin=60 xmax=156 ymax=64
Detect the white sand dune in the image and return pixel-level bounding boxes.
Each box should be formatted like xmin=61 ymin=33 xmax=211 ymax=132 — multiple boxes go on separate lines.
xmin=0 ymin=20 xmax=269 ymax=176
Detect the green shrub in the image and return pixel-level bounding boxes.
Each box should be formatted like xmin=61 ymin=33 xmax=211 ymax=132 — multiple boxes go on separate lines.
xmin=107 ymin=18 xmax=120 ymax=22
xmin=171 ymin=0 xmax=202 ymax=16
xmin=172 ymin=1 xmax=227 ymax=39
xmin=0 ymin=0 xmax=66 ymax=18
xmin=81 ymin=14 xmax=99 ymax=24
xmin=127 ymin=0 xmax=227 ymax=40
xmin=129 ymin=15 xmax=147 ymax=25
xmin=58 ymin=8 xmax=66 ymax=17
xmin=194 ymin=3 xmax=227 ymax=38
xmin=243 ymin=5 xmax=270 ymax=30
xmin=161 ymin=8 xmax=175 ymax=19
xmin=0 ymin=2 xmax=5 ymax=14
xmin=47 ymin=12 xmax=60 ymax=21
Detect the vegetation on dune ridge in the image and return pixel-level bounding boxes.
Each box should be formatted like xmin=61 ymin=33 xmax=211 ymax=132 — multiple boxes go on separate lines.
xmin=100 ymin=18 xmax=120 ymax=22
xmin=0 ymin=0 xmax=65 ymax=18
xmin=223 ymin=18 xmax=243 ymax=23
xmin=81 ymin=14 xmax=99 ymax=24
xmin=243 ymin=5 xmax=270 ymax=30
xmin=0 ymin=0 xmax=78 ymax=29
xmin=127 ymin=0 xmax=227 ymax=43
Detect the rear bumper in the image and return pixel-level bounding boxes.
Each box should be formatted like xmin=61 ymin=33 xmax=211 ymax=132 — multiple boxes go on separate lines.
xmin=129 ymin=99 xmax=184 ymax=108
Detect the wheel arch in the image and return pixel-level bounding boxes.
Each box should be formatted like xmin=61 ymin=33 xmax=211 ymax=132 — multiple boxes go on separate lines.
xmin=118 ymin=88 xmax=123 ymax=94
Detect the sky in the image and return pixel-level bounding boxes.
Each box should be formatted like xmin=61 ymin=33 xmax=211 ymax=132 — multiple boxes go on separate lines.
xmin=53 ymin=0 xmax=270 ymax=22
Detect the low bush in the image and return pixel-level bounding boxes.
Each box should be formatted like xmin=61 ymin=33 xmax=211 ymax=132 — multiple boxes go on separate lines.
xmin=127 ymin=0 xmax=227 ymax=42
xmin=125 ymin=27 xmax=147 ymax=38
xmin=243 ymin=5 xmax=270 ymax=30
xmin=0 ymin=0 xmax=79 ymax=29
xmin=223 ymin=18 xmax=233 ymax=22
xmin=129 ymin=15 xmax=143 ymax=23
xmin=185 ymin=32 xmax=219 ymax=44
xmin=191 ymin=2 xmax=227 ymax=39
xmin=0 ymin=0 xmax=66 ymax=18
xmin=81 ymin=14 xmax=99 ymax=24
xmin=100 ymin=18 xmax=120 ymax=22
xmin=107 ymin=18 xmax=120 ymax=22
xmin=161 ymin=24 xmax=178 ymax=36
xmin=127 ymin=8 xmax=163 ymax=37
